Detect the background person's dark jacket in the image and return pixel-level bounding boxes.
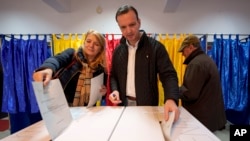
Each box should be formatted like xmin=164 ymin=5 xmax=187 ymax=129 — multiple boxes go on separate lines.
xmin=36 ymin=48 xmax=107 ymax=104
xmin=110 ymin=30 xmax=180 ymax=106
xmin=180 ymin=48 xmax=227 ymax=132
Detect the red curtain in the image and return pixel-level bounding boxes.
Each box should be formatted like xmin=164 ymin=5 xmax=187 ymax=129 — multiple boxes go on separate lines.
xmin=105 ymin=34 xmax=121 ymax=105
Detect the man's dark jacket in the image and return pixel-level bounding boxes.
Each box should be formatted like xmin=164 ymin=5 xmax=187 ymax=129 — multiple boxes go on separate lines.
xmin=110 ymin=31 xmax=180 ymax=106
xmin=180 ymin=48 xmax=226 ymax=132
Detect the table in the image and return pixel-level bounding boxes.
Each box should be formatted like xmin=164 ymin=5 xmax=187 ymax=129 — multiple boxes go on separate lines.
xmin=109 ymin=106 xmax=165 ymax=141
xmin=1 ymin=106 xmax=220 ymax=141
xmin=55 ymin=106 xmax=124 ymax=141
xmin=110 ymin=106 xmax=220 ymax=141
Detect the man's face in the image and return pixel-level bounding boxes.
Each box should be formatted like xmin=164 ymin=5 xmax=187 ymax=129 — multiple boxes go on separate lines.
xmin=116 ymin=10 xmax=141 ymax=45
xmin=182 ymin=44 xmax=194 ymax=58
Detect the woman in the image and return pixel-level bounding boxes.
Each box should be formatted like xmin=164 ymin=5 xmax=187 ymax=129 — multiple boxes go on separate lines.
xmin=33 ymin=29 xmax=107 ymax=106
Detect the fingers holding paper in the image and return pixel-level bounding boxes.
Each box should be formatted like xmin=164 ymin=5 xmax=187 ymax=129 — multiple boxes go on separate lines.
xmin=164 ymin=99 xmax=180 ymax=122
xmin=33 ymin=68 xmax=53 ymax=86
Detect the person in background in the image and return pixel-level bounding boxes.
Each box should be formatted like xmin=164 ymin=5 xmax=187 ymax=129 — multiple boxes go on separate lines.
xmin=33 ymin=29 xmax=107 ymax=106
xmin=178 ymin=35 xmax=227 ymax=132
xmin=109 ymin=5 xmax=180 ymax=122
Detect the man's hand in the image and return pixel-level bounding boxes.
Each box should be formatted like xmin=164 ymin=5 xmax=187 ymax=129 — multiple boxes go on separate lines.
xmin=164 ymin=99 xmax=180 ymax=122
xmin=109 ymin=90 xmax=122 ymax=105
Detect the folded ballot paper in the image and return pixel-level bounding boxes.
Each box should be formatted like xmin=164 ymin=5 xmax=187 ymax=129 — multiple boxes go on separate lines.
xmin=160 ymin=111 xmax=175 ymax=141
xmin=32 ymin=79 xmax=73 ymax=140
xmin=32 ymin=74 xmax=104 ymax=140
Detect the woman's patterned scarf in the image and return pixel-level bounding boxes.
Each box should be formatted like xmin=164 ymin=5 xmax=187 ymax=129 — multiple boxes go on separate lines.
xmin=72 ymin=53 xmax=94 ymax=106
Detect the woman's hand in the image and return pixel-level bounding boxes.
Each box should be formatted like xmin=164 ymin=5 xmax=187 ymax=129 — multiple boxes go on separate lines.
xmin=33 ymin=68 xmax=53 ymax=86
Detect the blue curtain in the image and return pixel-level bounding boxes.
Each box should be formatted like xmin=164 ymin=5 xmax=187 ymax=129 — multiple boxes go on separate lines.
xmin=1 ymin=34 xmax=51 ymax=133
xmin=209 ymin=34 xmax=250 ymax=125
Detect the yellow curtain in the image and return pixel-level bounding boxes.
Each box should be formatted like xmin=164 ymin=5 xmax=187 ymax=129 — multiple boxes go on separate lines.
xmin=157 ymin=34 xmax=187 ymax=106
xmin=52 ymin=33 xmax=86 ymax=55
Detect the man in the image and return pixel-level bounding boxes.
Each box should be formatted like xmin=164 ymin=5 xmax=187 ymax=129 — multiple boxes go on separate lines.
xmin=179 ymin=35 xmax=227 ymax=132
xmin=109 ymin=5 xmax=180 ymax=122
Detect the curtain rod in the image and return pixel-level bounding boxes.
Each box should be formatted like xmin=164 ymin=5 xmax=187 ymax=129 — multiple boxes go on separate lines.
xmin=2 ymin=33 xmax=250 ymax=36
xmin=2 ymin=34 xmax=50 ymax=36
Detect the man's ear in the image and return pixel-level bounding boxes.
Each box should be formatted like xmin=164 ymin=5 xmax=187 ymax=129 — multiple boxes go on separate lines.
xmin=190 ymin=45 xmax=198 ymax=51
xmin=138 ymin=18 xmax=141 ymax=27
xmin=190 ymin=45 xmax=195 ymax=50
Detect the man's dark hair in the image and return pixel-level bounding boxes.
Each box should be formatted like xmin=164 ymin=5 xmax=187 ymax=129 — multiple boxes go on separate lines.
xmin=115 ymin=5 xmax=139 ymax=22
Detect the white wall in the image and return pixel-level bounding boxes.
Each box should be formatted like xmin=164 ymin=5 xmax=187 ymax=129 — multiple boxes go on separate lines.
xmin=0 ymin=0 xmax=250 ymax=35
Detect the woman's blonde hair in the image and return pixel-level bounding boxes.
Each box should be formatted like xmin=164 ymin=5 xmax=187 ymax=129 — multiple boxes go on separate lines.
xmin=84 ymin=29 xmax=107 ymax=71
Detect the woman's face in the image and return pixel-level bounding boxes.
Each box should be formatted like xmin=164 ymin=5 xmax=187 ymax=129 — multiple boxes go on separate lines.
xmin=83 ymin=34 xmax=102 ymax=61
